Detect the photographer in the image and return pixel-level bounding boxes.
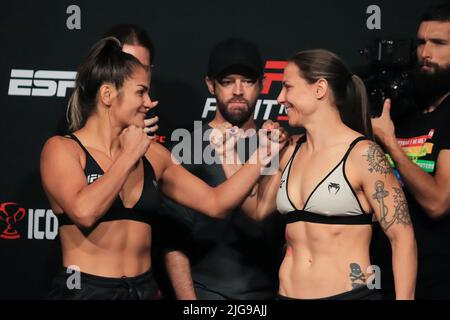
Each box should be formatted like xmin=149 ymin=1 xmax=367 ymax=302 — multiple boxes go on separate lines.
xmin=372 ymin=3 xmax=450 ymax=299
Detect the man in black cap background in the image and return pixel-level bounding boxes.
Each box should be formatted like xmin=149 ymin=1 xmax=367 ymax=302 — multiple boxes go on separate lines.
xmin=156 ymin=38 xmax=284 ymax=299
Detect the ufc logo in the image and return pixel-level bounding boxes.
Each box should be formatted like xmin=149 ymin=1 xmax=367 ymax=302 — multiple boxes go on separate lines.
xmin=8 ymin=69 xmax=76 ymax=97
xmin=87 ymin=174 xmax=102 ymax=184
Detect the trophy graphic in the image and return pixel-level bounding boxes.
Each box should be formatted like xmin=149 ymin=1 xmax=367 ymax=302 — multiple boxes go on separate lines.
xmin=0 ymin=202 xmax=26 ymax=239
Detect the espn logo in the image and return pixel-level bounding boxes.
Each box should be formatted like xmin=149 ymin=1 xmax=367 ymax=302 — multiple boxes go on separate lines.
xmin=8 ymin=69 xmax=76 ymax=97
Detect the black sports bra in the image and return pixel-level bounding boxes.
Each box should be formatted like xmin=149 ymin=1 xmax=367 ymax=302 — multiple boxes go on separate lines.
xmin=57 ymin=134 xmax=161 ymax=227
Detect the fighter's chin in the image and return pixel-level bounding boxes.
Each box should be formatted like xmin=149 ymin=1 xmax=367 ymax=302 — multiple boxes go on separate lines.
xmin=287 ymin=117 xmax=296 ymax=127
xmin=130 ymin=119 xmax=146 ymax=128
xmin=287 ymin=114 xmax=302 ymax=128
xmin=227 ymin=108 xmax=249 ymax=118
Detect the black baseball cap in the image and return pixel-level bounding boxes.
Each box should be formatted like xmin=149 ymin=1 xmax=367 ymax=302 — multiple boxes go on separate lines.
xmin=207 ymin=38 xmax=264 ymax=79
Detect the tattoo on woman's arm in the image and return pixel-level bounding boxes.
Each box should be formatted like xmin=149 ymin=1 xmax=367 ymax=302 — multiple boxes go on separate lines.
xmin=392 ymin=187 xmax=412 ymax=226
xmin=372 ymin=180 xmax=391 ymax=231
xmin=364 ymin=143 xmax=393 ymax=176
xmin=372 ymin=180 xmax=412 ymax=232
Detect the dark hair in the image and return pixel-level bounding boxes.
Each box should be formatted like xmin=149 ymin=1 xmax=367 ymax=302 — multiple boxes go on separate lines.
xmin=421 ymin=3 xmax=450 ymax=22
xmin=289 ymin=49 xmax=373 ymax=138
xmin=68 ymin=37 xmax=143 ymax=131
xmin=103 ymin=23 xmax=155 ymax=65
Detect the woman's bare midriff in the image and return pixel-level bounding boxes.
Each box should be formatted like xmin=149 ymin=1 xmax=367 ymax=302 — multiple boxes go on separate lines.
xmin=59 ymin=220 xmax=152 ymax=278
xmin=279 ymin=220 xmax=372 ymax=299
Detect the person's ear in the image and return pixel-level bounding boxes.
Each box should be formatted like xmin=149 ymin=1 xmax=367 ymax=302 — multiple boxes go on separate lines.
xmin=99 ymin=84 xmax=115 ymax=106
xmin=315 ymin=78 xmax=328 ymax=100
xmin=205 ymin=76 xmax=215 ymax=95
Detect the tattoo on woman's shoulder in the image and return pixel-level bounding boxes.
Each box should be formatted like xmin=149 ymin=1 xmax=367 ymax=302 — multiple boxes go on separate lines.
xmin=364 ymin=143 xmax=392 ymax=176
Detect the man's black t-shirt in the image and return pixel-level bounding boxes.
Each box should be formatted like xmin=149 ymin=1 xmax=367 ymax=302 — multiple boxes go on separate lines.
xmin=371 ymin=96 xmax=450 ymax=299
xmin=156 ymin=124 xmax=284 ymax=300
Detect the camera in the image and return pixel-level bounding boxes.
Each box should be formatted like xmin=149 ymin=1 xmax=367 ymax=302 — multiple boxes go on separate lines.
xmin=360 ymin=39 xmax=417 ymax=120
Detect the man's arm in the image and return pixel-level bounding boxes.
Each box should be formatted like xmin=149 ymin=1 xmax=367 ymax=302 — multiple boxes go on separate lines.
xmin=372 ymin=99 xmax=450 ymax=218
xmin=158 ymin=197 xmax=197 ymax=300
xmin=165 ymin=250 xmax=196 ymax=300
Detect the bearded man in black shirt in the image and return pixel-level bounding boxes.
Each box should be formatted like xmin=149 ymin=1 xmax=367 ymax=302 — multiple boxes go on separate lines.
xmin=371 ymin=3 xmax=450 ymax=299
xmin=157 ymin=38 xmax=285 ymax=300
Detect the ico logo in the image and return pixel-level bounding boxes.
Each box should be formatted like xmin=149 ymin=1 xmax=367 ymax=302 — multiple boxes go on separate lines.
xmin=0 ymin=202 xmax=58 ymax=240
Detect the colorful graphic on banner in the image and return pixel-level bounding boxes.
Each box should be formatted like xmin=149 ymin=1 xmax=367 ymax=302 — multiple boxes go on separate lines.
xmin=386 ymin=129 xmax=436 ymax=185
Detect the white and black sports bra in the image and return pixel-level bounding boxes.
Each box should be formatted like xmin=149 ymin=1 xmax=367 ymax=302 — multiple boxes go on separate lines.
xmin=276 ymin=136 xmax=373 ymax=225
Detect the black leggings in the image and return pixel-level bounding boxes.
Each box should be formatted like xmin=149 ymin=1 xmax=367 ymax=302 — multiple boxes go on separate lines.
xmin=48 ymin=267 xmax=158 ymax=300
xmin=277 ymin=286 xmax=382 ymax=300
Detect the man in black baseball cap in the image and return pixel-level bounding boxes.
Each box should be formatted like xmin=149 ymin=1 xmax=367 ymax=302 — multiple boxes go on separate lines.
xmin=161 ymin=38 xmax=283 ymax=300
xmin=204 ymin=38 xmax=264 ymax=128
xmin=207 ymin=38 xmax=264 ymax=80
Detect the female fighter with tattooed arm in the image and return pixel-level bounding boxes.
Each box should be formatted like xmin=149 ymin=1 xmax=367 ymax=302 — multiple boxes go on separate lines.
xmin=242 ymin=50 xmax=417 ymax=300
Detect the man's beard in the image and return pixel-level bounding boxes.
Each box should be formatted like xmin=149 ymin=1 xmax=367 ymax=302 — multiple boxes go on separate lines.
xmin=413 ymin=60 xmax=450 ymax=108
xmin=217 ymin=97 xmax=256 ymax=127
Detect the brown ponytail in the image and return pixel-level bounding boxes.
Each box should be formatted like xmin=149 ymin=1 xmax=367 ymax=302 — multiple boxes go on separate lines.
xmin=67 ymin=36 xmax=144 ymax=132
xmin=351 ymin=74 xmax=373 ymax=139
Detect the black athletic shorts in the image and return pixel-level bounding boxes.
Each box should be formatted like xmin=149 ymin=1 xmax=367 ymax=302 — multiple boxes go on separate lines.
xmin=277 ymin=286 xmax=382 ymax=300
xmin=48 ymin=267 xmax=158 ymax=300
